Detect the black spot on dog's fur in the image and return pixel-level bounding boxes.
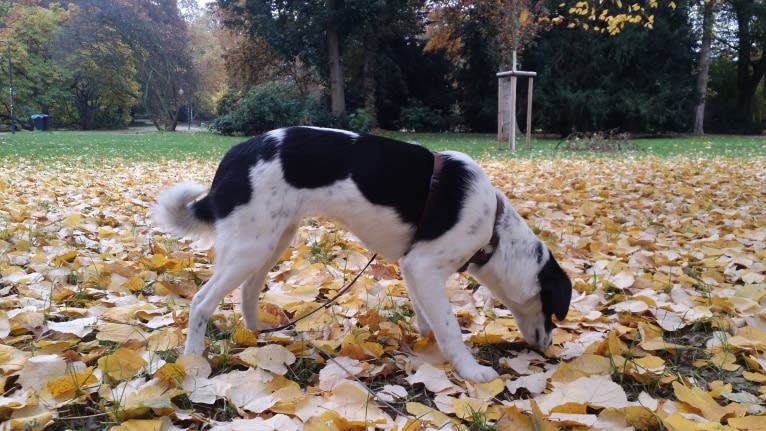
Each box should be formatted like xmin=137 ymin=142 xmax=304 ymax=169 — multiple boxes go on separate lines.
xmin=194 ymin=134 xmax=278 ymax=221
xmin=280 ymin=127 xmax=355 ymax=188
xmin=535 ymin=242 xmax=544 ymax=264
xmin=278 ymin=127 xmax=437 ymax=227
xmin=350 ymin=134 xmax=434 ymax=225
xmin=413 ymin=158 xmax=473 ymax=242
xmin=191 ymin=196 xmax=215 ymax=223
xmin=537 ymin=250 xmax=572 ymax=331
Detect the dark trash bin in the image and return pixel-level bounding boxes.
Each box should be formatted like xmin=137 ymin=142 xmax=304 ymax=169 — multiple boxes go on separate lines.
xmin=31 ymin=114 xmax=51 ymax=131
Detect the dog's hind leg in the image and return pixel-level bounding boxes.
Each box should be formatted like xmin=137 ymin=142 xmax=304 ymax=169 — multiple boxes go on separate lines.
xmin=185 ymin=217 xmax=296 ymax=354
xmin=239 ymin=274 xmax=268 ymax=331
xmin=400 ymin=255 xmax=499 ymax=382
xmin=240 ymin=223 xmax=298 ymax=330
xmin=185 ymin=257 xmax=254 ymax=354
xmin=409 ymin=296 xmax=432 ymax=337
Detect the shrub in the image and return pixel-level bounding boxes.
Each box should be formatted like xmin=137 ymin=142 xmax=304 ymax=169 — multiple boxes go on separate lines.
xmin=210 ymin=82 xmax=332 ymax=135
xmin=397 ymin=99 xmax=448 ymax=132
xmin=347 ymin=108 xmax=372 ymax=132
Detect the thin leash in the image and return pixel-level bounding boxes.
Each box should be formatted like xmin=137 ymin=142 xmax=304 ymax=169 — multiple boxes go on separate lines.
xmin=257 ymin=253 xmax=378 ymax=334
xmin=254 ymin=253 xmax=411 ymax=419
xmin=256 ymin=152 xmax=501 ymax=334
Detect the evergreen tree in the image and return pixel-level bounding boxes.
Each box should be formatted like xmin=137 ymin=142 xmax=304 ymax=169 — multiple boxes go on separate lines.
xmin=524 ymin=0 xmax=696 ymax=134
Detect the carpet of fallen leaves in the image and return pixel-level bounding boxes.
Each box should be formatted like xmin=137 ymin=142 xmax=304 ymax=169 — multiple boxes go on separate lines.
xmin=1 ymin=157 xmax=766 ymax=431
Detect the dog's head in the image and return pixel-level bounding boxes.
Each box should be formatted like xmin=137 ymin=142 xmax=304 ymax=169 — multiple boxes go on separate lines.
xmin=469 ymin=194 xmax=572 ymax=351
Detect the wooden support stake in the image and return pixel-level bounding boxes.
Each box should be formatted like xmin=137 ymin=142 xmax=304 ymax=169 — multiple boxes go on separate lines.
xmin=497 ymin=77 xmax=504 ymax=150
xmin=509 ymin=74 xmax=517 ymax=151
xmin=526 ymin=77 xmax=534 ymax=150
xmin=497 ymin=68 xmax=536 ymax=150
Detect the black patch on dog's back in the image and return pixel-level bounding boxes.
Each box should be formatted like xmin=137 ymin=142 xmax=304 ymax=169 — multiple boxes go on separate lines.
xmin=201 ymin=134 xmax=278 ymax=220
xmin=537 ymin=251 xmax=572 ymax=331
xmin=413 ymin=157 xmax=473 ymax=242
xmin=191 ymin=196 xmax=215 ymax=223
xmin=280 ymin=127 xmax=355 ymax=188
xmin=279 ymin=128 xmax=436 ymax=227
xmin=350 ymin=134 xmax=434 ymax=225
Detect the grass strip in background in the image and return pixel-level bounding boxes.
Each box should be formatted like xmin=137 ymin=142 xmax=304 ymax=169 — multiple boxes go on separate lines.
xmin=1 ymin=130 xmax=765 ymax=162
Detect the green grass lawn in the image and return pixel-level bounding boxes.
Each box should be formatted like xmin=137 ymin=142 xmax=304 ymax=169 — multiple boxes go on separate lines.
xmin=1 ymin=129 xmax=765 ymax=161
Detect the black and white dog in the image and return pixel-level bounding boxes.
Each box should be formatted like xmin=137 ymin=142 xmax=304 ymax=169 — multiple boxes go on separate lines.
xmin=153 ymin=126 xmax=571 ymax=382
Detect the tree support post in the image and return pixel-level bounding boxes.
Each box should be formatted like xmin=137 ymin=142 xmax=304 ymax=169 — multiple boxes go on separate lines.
xmin=496 ymin=69 xmax=536 ymax=151
xmin=497 ymin=76 xmax=504 ymax=150
xmin=526 ymin=77 xmax=534 ymax=150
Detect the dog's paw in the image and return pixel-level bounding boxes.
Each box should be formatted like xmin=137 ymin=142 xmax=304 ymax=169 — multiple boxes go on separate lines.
xmin=244 ymin=320 xmax=267 ymax=332
xmin=184 ymin=339 xmax=206 ymax=355
xmin=415 ymin=318 xmax=432 ymax=337
xmin=455 ymin=363 xmax=499 ymax=382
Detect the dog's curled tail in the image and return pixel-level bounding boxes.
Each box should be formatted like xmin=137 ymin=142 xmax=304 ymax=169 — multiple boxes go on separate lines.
xmin=152 ymin=182 xmax=215 ymax=247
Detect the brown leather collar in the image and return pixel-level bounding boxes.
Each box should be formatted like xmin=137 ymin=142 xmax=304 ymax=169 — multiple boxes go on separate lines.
xmin=417 ymin=153 xmax=446 ymax=228
xmin=422 ymin=153 xmax=503 ymax=272
xmin=458 ymin=194 xmax=503 ymax=272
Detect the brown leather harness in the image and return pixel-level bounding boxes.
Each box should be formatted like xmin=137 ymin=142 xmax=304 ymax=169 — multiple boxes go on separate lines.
xmin=424 ymin=153 xmax=503 ymax=273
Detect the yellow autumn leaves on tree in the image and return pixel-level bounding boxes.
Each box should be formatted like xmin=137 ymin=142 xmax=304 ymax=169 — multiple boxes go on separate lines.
xmin=560 ymin=0 xmax=671 ymax=34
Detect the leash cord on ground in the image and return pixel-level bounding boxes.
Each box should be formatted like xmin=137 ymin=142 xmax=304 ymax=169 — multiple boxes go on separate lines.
xmin=314 ymin=347 xmax=411 ymax=419
xmin=257 ymin=253 xmax=378 ymax=334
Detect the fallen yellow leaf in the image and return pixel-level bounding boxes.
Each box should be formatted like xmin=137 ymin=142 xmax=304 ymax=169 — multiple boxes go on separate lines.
xmin=98 ymin=348 xmax=148 ymax=381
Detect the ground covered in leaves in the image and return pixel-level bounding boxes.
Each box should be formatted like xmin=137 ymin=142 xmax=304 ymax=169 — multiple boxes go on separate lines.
xmin=1 ymin=157 xmax=765 ymax=430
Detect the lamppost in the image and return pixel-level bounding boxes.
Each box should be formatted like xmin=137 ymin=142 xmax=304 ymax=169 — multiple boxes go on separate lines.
xmin=178 ymin=88 xmax=191 ymax=130
xmin=0 ymin=40 xmax=14 ymax=134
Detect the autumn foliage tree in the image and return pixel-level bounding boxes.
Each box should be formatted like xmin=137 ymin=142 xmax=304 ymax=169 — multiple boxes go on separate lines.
xmin=0 ymin=2 xmax=70 ymax=128
xmin=524 ymin=0 xmax=695 ymax=133
xmin=215 ymin=0 xmax=425 ymax=124
xmin=553 ymin=0 xmax=668 ymax=34
xmin=0 ymin=0 xmax=196 ymax=131
xmin=53 ymin=7 xmax=140 ymax=129
xmin=99 ymin=0 xmax=195 ymax=131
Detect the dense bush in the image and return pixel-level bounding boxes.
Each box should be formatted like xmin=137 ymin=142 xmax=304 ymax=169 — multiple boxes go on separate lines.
xmin=371 ymin=37 xmax=460 ymax=132
xmin=704 ymin=57 xmax=765 ymax=133
xmin=396 ymin=99 xmax=450 ymax=132
xmin=210 ymin=83 xmax=332 ymax=135
xmin=347 ymin=109 xmax=373 ymax=132
xmin=523 ymin=3 xmax=696 ymax=135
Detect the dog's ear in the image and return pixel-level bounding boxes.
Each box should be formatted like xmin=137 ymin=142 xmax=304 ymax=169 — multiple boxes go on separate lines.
xmin=538 ymin=250 xmax=572 ymax=322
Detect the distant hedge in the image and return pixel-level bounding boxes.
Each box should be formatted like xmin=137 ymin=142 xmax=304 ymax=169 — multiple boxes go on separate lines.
xmin=210 ymin=83 xmax=333 ymax=135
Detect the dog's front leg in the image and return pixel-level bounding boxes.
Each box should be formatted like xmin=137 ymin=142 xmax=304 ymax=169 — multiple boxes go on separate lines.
xmin=400 ymin=256 xmax=499 ymax=382
xmin=409 ymin=299 xmax=432 ymax=337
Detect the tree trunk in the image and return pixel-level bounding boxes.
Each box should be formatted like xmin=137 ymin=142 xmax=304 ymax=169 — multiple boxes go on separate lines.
xmin=733 ymin=0 xmax=766 ymax=127
xmin=327 ymin=0 xmax=345 ymax=116
xmin=75 ymin=89 xmax=97 ymax=130
xmin=693 ymin=0 xmax=714 ymax=136
xmin=735 ymin=0 xmax=753 ymax=123
xmin=363 ymin=38 xmax=378 ymax=128
xmin=499 ymin=51 xmax=522 ymax=144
